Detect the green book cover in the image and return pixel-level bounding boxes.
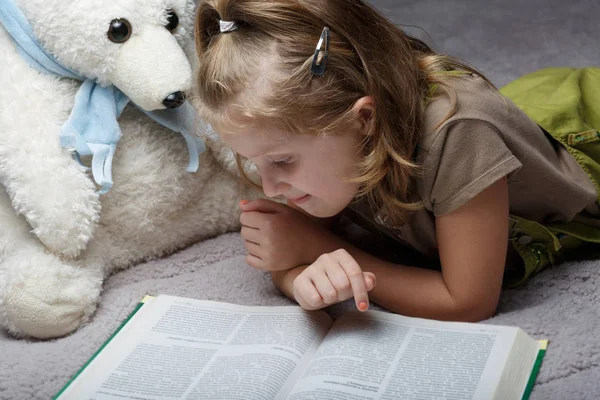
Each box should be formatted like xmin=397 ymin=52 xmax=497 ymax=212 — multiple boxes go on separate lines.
xmin=522 ymin=340 xmax=548 ymax=400
xmin=53 ymin=296 xmax=152 ymax=400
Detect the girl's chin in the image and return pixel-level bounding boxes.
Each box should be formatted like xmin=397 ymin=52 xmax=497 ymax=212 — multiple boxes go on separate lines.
xmin=303 ymin=204 xmax=342 ymax=219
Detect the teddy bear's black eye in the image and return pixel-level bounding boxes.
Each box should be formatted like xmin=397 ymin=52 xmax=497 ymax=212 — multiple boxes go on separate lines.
xmin=107 ymin=18 xmax=132 ymax=43
xmin=165 ymin=10 xmax=179 ymax=32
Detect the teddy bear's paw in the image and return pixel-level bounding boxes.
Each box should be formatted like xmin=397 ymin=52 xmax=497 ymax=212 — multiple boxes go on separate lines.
xmin=33 ymin=219 xmax=97 ymax=259
xmin=4 ymin=154 xmax=102 ymax=258
xmin=1 ymin=262 xmax=103 ymax=339
xmin=27 ymin=186 xmax=102 ymax=259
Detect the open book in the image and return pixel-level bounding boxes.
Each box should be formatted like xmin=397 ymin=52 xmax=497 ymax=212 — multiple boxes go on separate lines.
xmin=55 ymin=295 xmax=547 ymax=400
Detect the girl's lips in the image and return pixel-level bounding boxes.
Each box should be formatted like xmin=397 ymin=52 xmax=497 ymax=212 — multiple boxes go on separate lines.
xmin=289 ymin=194 xmax=311 ymax=204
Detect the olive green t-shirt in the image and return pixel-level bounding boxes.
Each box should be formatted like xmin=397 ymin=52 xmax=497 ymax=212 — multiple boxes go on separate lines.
xmin=349 ymin=74 xmax=599 ymax=263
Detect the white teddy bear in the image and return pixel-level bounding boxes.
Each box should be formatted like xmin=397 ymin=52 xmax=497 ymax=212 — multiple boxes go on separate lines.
xmin=0 ymin=0 xmax=257 ymax=339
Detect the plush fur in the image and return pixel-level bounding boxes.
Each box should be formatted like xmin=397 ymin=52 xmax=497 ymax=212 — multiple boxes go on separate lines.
xmin=0 ymin=0 xmax=258 ymax=339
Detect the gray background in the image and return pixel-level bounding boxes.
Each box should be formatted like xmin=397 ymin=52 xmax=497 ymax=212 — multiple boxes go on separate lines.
xmin=1 ymin=1 xmax=599 ymax=399
xmin=369 ymin=0 xmax=597 ymax=87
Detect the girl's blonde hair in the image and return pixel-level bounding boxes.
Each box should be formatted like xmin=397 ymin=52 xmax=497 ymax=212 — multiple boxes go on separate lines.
xmin=194 ymin=0 xmax=493 ymax=225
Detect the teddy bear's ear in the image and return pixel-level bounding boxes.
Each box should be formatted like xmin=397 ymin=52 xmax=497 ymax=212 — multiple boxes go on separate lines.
xmin=164 ymin=9 xmax=179 ymax=32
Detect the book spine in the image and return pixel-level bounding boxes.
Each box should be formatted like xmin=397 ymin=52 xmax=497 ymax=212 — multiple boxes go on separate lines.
xmin=52 ymin=301 xmax=147 ymax=399
xmin=521 ymin=340 xmax=548 ymax=400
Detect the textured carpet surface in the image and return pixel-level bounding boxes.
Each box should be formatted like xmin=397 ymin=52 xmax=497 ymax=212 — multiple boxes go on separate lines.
xmin=1 ymin=0 xmax=599 ymax=399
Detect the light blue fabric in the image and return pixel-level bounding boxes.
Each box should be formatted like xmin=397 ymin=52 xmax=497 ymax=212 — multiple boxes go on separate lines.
xmin=141 ymin=101 xmax=207 ymax=174
xmin=0 ymin=0 xmax=205 ymax=194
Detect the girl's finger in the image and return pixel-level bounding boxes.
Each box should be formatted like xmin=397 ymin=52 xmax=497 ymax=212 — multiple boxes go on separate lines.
xmin=239 ymin=198 xmax=286 ymax=214
xmin=323 ymin=262 xmax=353 ymax=301
xmin=245 ymin=253 xmax=265 ymax=270
xmin=239 ymin=211 xmax=268 ymax=229
xmin=241 ymin=226 xmax=262 ymax=243
xmin=364 ymin=272 xmax=377 ymax=291
xmin=311 ymin=271 xmax=339 ymax=306
xmin=293 ymin=274 xmax=323 ymax=310
xmin=334 ymin=249 xmax=370 ymax=312
xmin=244 ymin=240 xmax=262 ymax=256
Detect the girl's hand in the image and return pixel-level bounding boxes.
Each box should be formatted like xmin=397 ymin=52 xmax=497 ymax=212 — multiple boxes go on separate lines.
xmin=293 ymin=249 xmax=376 ymax=311
xmin=239 ymin=198 xmax=334 ymax=272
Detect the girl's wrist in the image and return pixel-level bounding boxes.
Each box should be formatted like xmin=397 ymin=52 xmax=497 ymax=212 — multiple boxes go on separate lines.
xmin=302 ymin=227 xmax=346 ymax=264
xmin=271 ymin=265 xmax=308 ymax=300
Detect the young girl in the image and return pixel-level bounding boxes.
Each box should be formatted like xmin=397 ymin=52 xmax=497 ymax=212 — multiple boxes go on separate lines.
xmin=193 ymin=0 xmax=600 ymax=321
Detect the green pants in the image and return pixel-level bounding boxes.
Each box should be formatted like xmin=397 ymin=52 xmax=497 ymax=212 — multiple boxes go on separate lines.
xmin=500 ymin=67 xmax=600 ymax=287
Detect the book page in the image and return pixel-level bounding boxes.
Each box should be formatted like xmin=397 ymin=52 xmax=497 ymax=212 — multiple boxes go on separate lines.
xmin=58 ymin=295 xmax=333 ymax=400
xmin=286 ymin=311 xmax=533 ymax=400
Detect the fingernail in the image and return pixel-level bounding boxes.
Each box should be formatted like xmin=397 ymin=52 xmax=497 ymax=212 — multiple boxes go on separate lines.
xmin=240 ymin=199 xmax=249 ymax=205
xmin=358 ymin=301 xmax=368 ymax=312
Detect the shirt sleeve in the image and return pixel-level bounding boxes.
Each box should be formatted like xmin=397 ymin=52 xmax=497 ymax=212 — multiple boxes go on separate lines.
xmin=419 ymin=119 xmax=523 ymax=216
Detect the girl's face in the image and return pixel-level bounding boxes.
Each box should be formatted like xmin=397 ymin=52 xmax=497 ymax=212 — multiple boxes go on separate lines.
xmin=218 ymin=122 xmax=365 ymax=218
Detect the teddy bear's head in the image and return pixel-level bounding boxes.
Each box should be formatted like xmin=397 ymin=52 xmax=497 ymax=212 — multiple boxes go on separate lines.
xmin=17 ymin=0 xmax=197 ymax=111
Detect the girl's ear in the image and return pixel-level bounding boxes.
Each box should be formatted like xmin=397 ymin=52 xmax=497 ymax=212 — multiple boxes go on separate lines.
xmin=351 ymin=96 xmax=375 ymax=136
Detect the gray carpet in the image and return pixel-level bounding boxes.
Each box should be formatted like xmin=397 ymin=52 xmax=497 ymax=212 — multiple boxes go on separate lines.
xmin=374 ymin=0 xmax=598 ymax=87
xmin=1 ymin=233 xmax=599 ymax=399
xmin=1 ymin=0 xmax=600 ymax=399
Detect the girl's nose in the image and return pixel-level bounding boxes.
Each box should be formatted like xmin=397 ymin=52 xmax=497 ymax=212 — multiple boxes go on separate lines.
xmin=260 ymin=170 xmax=290 ymax=198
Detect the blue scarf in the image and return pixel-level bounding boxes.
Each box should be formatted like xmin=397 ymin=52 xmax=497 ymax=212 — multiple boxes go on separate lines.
xmin=0 ymin=0 xmax=205 ymax=194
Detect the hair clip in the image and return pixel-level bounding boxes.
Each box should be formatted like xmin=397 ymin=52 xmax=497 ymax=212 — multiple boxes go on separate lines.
xmin=310 ymin=27 xmax=330 ymax=76
xmin=219 ymin=20 xmax=239 ymax=33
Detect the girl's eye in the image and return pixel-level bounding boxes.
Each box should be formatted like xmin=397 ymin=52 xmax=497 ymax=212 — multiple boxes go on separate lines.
xmin=270 ymin=157 xmax=292 ymax=168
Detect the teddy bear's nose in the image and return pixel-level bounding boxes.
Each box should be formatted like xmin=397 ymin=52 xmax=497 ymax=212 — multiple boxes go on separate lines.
xmin=162 ymin=91 xmax=186 ymax=109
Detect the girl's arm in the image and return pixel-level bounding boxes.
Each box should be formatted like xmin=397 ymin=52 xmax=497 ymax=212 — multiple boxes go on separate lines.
xmin=272 ymin=177 xmax=509 ymax=322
